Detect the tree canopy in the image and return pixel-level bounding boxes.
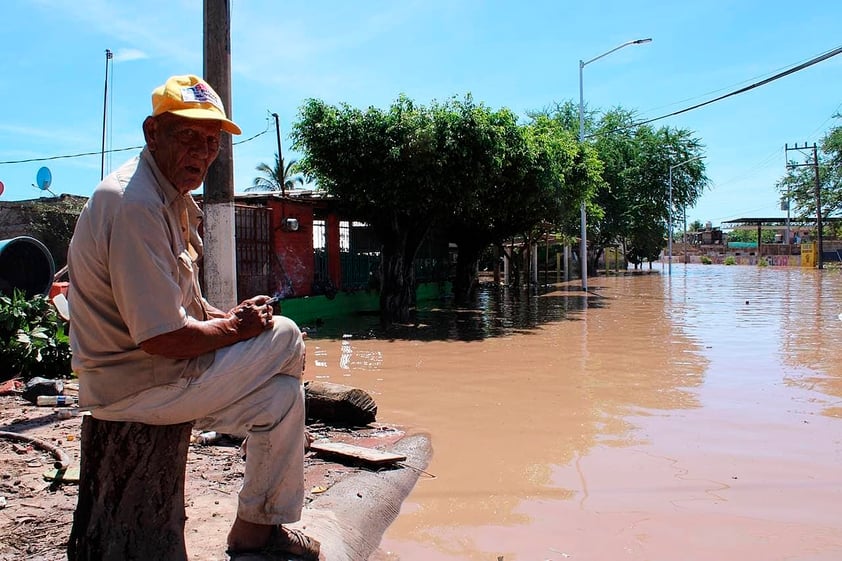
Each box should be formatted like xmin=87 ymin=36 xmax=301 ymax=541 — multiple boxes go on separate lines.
xmin=529 ymin=104 xmax=708 ymax=269
xmin=292 ymin=96 xmax=470 ymax=324
xmin=292 ymin=95 xmax=600 ymax=320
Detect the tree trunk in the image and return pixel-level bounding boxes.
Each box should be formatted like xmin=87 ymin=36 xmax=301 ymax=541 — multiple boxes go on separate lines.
xmin=68 ymin=417 xmax=193 ymax=561
xmin=379 ymin=249 xmax=415 ymax=326
xmin=377 ymin=223 xmax=428 ymax=327
xmin=593 ymin=246 xmax=604 ymax=276
xmin=452 ymin=245 xmax=482 ymax=305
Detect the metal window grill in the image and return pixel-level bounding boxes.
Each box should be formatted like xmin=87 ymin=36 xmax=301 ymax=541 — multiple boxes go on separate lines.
xmin=235 ymin=205 xmax=272 ymax=301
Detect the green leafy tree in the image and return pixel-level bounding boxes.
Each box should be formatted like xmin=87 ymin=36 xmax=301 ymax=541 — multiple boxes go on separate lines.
xmin=293 ymin=96 xmax=461 ymax=326
xmin=727 ymin=228 xmax=776 ymax=244
xmin=435 ymin=100 xmax=524 ymax=302
xmin=443 ymin=103 xmax=601 ymax=302
xmin=591 ymin=111 xmax=707 ymax=269
xmin=622 ymin=124 xmax=707 ymax=266
xmin=248 ymin=153 xmax=304 ymax=194
xmin=526 ymin=102 xmax=604 ymax=268
xmin=626 ymin=222 xmax=666 ymax=267
xmin=528 ymin=104 xmax=707 ymax=273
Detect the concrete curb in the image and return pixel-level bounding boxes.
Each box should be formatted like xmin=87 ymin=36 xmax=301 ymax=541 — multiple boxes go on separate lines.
xmin=293 ymin=434 xmax=432 ymax=561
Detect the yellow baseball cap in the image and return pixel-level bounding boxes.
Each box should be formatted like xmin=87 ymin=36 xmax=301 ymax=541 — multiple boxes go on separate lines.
xmin=151 ymin=74 xmax=242 ymax=135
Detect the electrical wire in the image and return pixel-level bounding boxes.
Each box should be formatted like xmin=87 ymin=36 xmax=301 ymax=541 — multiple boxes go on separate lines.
xmin=0 ymin=125 xmax=270 ymax=166
xmin=589 ymin=43 xmax=842 ymax=138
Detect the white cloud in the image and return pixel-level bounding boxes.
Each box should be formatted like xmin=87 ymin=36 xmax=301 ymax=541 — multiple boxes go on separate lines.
xmin=113 ymin=48 xmax=148 ymax=63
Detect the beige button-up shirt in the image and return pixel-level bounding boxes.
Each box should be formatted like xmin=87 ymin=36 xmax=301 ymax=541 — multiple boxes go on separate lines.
xmin=68 ymin=148 xmax=214 ymax=407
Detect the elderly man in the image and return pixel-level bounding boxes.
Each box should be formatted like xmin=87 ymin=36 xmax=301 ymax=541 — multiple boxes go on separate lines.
xmin=67 ymin=75 xmax=320 ymax=560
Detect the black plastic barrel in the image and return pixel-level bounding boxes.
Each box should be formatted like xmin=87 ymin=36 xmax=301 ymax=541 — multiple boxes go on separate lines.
xmin=0 ymin=236 xmax=56 ymax=298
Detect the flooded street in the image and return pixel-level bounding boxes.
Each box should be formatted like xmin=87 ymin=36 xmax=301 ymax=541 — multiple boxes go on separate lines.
xmin=306 ymin=265 xmax=842 ymax=561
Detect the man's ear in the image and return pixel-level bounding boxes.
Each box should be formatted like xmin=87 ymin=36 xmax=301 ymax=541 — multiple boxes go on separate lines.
xmin=142 ymin=116 xmax=158 ymax=151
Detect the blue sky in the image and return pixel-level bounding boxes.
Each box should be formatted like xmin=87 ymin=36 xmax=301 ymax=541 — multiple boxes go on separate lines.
xmin=1 ymin=0 xmax=840 ymax=228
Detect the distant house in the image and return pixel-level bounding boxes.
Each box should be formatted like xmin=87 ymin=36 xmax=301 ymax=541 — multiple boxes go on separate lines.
xmin=687 ymin=227 xmax=723 ymax=245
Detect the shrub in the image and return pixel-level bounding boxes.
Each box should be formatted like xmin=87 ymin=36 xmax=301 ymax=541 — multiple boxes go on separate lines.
xmin=0 ymin=289 xmax=72 ymax=382
xmin=700 ymin=256 xmax=712 ymax=265
xmin=724 ymin=256 xmax=737 ymax=266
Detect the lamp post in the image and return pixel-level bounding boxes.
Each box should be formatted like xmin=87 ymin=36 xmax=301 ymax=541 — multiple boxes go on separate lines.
xmin=578 ymin=38 xmax=651 ymax=291
xmin=100 ymin=49 xmax=113 ymax=180
xmin=668 ymin=155 xmax=703 ymax=275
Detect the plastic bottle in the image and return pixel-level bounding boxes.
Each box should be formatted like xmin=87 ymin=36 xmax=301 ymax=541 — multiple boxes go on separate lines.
xmin=195 ymin=431 xmax=221 ymax=445
xmin=36 ymin=395 xmax=77 ymax=407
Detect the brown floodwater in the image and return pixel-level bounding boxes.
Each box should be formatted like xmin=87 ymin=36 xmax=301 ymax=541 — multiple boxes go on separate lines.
xmin=305 ymin=264 xmax=842 ymax=561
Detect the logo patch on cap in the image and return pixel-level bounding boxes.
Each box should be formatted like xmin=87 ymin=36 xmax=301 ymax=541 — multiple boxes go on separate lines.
xmin=180 ymin=83 xmax=224 ymax=113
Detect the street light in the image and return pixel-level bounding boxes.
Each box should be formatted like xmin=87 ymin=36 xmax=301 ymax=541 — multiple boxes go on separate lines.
xmin=668 ymin=155 xmax=703 ymax=276
xmin=578 ymin=37 xmax=652 ymax=291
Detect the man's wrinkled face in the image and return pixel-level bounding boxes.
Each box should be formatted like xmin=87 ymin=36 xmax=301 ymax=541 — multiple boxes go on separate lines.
xmin=143 ymin=113 xmax=222 ymax=193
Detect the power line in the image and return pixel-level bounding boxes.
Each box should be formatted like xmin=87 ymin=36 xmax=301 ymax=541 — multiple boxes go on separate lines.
xmin=590 ymin=43 xmax=842 ymax=139
xmin=1 ymin=145 xmax=143 ymax=165
xmin=634 ymin=44 xmax=842 ymax=128
xmin=0 ymin=126 xmax=270 ymax=166
xmin=639 ymin=49 xmax=834 ymax=117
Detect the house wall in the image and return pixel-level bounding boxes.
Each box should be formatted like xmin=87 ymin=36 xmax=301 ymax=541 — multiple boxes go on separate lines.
xmin=267 ymin=200 xmax=315 ymax=298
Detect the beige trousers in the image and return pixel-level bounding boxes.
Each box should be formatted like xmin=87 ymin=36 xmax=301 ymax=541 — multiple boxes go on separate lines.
xmin=91 ymin=316 xmax=306 ymax=525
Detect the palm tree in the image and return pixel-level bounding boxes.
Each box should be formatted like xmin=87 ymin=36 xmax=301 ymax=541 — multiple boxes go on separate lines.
xmin=248 ymin=153 xmax=304 ymax=195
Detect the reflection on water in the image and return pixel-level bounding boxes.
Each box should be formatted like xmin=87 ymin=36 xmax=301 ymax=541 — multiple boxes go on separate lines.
xmin=306 ymin=265 xmax=842 ymax=561
xmin=306 ymin=280 xmax=598 ymax=341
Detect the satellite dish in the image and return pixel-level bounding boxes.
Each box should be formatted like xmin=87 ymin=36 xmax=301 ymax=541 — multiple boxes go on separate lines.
xmin=36 ymin=167 xmax=52 ymax=190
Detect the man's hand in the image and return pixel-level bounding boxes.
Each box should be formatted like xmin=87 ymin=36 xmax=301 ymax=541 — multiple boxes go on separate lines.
xmin=229 ymin=296 xmax=275 ymax=339
xmin=139 ymin=295 xmax=276 ymax=360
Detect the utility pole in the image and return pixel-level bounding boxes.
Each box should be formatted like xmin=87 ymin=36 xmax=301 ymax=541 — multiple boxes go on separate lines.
xmin=271 ymin=113 xmax=285 ymax=197
xmin=203 ymin=0 xmax=238 ymax=309
xmin=785 ymin=142 xmax=823 ymax=269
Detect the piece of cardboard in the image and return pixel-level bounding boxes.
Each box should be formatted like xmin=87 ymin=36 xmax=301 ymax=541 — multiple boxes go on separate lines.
xmin=310 ymin=441 xmax=406 ymax=466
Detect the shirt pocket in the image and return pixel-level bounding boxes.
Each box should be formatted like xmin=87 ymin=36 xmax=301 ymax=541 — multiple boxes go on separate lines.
xmin=176 ymin=251 xmax=198 ymax=311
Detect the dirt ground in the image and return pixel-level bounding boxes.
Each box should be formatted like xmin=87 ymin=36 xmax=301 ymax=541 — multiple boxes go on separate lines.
xmin=0 ymin=386 xmax=407 ymax=561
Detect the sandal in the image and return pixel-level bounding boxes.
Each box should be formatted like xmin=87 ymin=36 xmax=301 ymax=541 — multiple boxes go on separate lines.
xmin=267 ymin=526 xmax=321 ymax=560
xmin=227 ymin=526 xmax=320 ymax=561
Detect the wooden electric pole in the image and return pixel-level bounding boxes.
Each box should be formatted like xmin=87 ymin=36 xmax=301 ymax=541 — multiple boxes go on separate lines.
xmin=202 ymin=0 xmax=238 ymax=309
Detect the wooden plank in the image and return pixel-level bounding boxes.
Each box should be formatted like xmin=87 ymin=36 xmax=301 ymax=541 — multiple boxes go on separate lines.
xmin=310 ymin=441 xmax=406 ymax=466
xmin=43 ymin=467 xmax=81 ymax=483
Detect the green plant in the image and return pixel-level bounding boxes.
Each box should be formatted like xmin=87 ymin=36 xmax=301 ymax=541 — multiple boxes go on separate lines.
xmin=0 ymin=289 xmax=72 ymax=382
xmin=700 ymin=255 xmax=712 ymax=265
xmin=758 ymin=258 xmax=769 ymax=267
xmin=724 ymin=256 xmax=737 ymax=266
